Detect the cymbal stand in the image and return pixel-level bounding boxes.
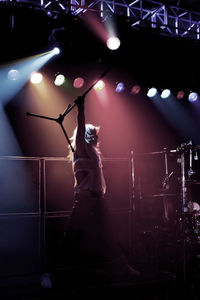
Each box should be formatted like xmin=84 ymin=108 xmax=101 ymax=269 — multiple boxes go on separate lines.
xmin=188 ymin=140 xmax=195 ymax=179
xmin=129 ymin=150 xmax=136 ymax=264
xmin=180 ymin=148 xmax=187 ymax=214
xmin=178 ymin=142 xmax=194 ymax=285
xmin=173 ymin=141 xmax=194 ymax=213
xmin=161 ymin=148 xmax=174 ymax=223
xmin=173 ymin=144 xmax=187 ymax=286
xmin=162 ymin=148 xmax=173 ymax=191
xmin=27 ymin=109 xmax=75 ymax=152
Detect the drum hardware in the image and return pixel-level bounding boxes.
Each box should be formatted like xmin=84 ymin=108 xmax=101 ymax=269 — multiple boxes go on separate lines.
xmin=135 ymin=143 xmax=200 ymax=285
xmin=186 ymin=180 xmax=200 ymax=184
xmin=161 ymin=172 xmax=173 ymax=191
xmin=150 ymin=193 xmax=176 ymax=198
xmin=186 ymin=201 xmax=200 ymax=214
xmin=160 ymin=148 xmax=174 ymax=192
xmin=188 ymin=141 xmax=195 ymax=178
xmin=137 ymin=142 xmax=200 ymax=286
xmin=174 ymin=140 xmax=198 ymax=213
xmin=176 ymin=140 xmax=200 ymax=284
xmin=138 ymin=150 xmax=165 ymax=155
xmin=170 ymin=141 xmax=199 ymax=156
xmin=194 ymin=151 xmax=198 ymax=161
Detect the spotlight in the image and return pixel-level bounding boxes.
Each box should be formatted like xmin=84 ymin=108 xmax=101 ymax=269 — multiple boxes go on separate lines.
xmin=188 ymin=92 xmax=199 ymax=102
xmin=161 ymin=89 xmax=171 ymax=99
xmin=131 ymin=85 xmax=141 ymax=95
xmin=177 ymin=90 xmax=185 ymax=99
xmin=115 ymin=82 xmax=125 ymax=93
xmin=73 ymin=77 xmax=85 ymax=88
xmin=54 ymin=74 xmax=65 ymax=86
xmin=106 ymin=37 xmax=121 ymax=50
xmin=8 ymin=69 xmax=20 ymax=81
xmin=30 ymin=72 xmax=43 ymax=84
xmin=94 ymin=80 xmax=105 ymax=91
xmin=52 ymin=47 xmax=60 ymax=55
xmin=147 ymin=87 xmax=157 ymax=98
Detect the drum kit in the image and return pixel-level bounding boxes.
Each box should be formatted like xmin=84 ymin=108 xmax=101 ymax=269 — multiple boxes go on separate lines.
xmin=131 ymin=142 xmax=200 ymax=284
xmin=138 ymin=140 xmax=200 ymax=241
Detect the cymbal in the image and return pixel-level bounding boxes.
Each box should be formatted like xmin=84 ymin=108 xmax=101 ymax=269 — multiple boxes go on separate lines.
xmin=150 ymin=193 xmax=176 ymax=197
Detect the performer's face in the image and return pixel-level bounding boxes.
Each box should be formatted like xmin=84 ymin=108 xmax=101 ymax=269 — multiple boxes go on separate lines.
xmin=86 ymin=134 xmax=98 ymax=146
xmin=85 ymin=125 xmax=99 ymax=145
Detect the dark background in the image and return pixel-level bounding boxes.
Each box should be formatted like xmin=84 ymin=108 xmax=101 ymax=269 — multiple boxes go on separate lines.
xmin=1 ymin=2 xmax=200 ymax=294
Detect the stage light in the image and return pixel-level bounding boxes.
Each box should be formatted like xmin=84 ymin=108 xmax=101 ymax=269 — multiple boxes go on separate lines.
xmin=0 ymin=50 xmax=63 ymax=106
xmin=115 ymin=82 xmax=125 ymax=93
xmin=54 ymin=74 xmax=65 ymax=86
xmin=73 ymin=77 xmax=85 ymax=88
xmin=94 ymin=80 xmax=105 ymax=91
xmin=8 ymin=69 xmax=20 ymax=81
xmin=52 ymin=47 xmax=60 ymax=55
xmin=161 ymin=89 xmax=171 ymax=99
xmin=131 ymin=85 xmax=141 ymax=95
xmin=147 ymin=87 xmax=157 ymax=98
xmin=106 ymin=37 xmax=121 ymax=50
xmin=30 ymin=72 xmax=43 ymax=84
xmin=177 ymin=90 xmax=185 ymax=99
xmin=188 ymin=92 xmax=199 ymax=102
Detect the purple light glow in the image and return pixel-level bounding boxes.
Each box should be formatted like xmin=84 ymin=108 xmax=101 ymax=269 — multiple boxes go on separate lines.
xmin=116 ymin=82 xmax=125 ymax=93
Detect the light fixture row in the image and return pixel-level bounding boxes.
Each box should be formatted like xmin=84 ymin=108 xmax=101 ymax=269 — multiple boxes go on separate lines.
xmin=7 ymin=67 xmax=199 ymax=102
xmin=147 ymin=87 xmax=199 ymax=102
xmin=29 ymin=72 xmax=105 ymax=91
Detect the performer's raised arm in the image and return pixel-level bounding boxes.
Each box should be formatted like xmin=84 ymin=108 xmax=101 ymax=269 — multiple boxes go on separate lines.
xmin=74 ymin=96 xmax=87 ymax=158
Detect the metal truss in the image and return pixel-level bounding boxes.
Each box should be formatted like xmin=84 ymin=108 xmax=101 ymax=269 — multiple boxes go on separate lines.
xmin=1 ymin=0 xmax=200 ymax=40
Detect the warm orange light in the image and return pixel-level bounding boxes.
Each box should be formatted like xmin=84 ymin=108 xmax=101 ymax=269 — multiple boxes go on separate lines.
xmin=30 ymin=72 xmax=43 ymax=84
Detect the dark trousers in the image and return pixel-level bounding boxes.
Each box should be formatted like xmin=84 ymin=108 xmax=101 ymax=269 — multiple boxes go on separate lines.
xmin=66 ymin=191 xmax=118 ymax=262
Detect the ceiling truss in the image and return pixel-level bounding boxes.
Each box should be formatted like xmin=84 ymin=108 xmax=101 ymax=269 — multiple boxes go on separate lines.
xmin=1 ymin=0 xmax=200 ymax=40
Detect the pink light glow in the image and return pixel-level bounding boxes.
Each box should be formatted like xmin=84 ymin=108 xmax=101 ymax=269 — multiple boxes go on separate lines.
xmin=87 ymin=82 xmax=139 ymax=157
xmin=177 ymin=90 xmax=185 ymax=99
xmin=73 ymin=77 xmax=85 ymax=88
xmin=81 ymin=12 xmax=108 ymax=44
xmin=131 ymin=85 xmax=141 ymax=95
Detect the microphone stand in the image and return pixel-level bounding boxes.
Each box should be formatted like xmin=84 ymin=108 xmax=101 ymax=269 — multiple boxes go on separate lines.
xmin=27 ymin=106 xmax=74 ymax=152
xmin=26 ymin=66 xmax=111 ymax=276
xmin=26 ymin=66 xmax=111 ymax=152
